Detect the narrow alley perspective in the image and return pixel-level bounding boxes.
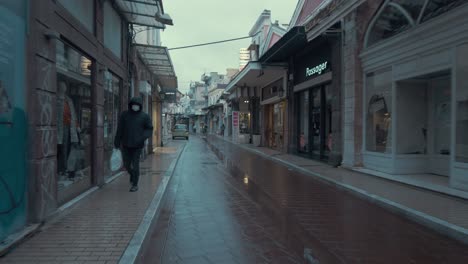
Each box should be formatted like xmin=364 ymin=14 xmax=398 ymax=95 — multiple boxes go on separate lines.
xmin=2 ymin=0 xmax=468 ymax=263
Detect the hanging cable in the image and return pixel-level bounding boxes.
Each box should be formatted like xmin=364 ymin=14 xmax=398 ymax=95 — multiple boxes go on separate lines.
xmin=168 ymin=33 xmax=258 ymax=51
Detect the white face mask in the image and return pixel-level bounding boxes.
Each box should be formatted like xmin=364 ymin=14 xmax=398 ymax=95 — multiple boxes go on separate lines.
xmin=131 ymin=105 xmax=140 ymax=112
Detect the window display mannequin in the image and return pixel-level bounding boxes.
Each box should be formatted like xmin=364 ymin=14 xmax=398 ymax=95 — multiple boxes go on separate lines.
xmin=57 ymin=81 xmax=79 ymax=179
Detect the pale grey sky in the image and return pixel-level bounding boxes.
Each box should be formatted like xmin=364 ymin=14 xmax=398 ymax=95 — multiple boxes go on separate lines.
xmin=161 ymin=1 xmax=298 ymax=93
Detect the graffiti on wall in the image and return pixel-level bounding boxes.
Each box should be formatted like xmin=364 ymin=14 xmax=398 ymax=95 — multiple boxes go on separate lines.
xmin=37 ymin=62 xmax=56 ymax=219
xmin=0 ymin=1 xmax=28 ymax=241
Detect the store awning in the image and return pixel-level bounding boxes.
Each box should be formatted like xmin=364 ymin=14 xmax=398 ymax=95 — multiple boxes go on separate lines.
xmin=115 ymin=0 xmax=173 ymax=28
xmin=202 ymin=103 xmax=224 ymax=111
xmin=225 ymin=62 xmax=286 ymax=95
xmin=259 ymin=26 xmax=307 ymax=63
xmin=134 ymin=44 xmax=177 ymax=89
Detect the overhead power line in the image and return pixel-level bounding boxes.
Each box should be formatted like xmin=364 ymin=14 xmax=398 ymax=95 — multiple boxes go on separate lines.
xmin=168 ymin=35 xmax=254 ymax=51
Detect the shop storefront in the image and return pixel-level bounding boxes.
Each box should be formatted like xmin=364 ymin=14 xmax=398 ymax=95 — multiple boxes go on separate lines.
xmin=359 ymin=0 xmax=468 ymax=191
xmin=293 ymin=39 xmax=339 ymax=161
xmin=261 ymin=78 xmax=287 ymax=151
xmin=237 ymin=98 xmax=251 ymax=144
xmin=225 ymin=62 xmax=286 ymax=144
xmin=56 ymin=40 xmax=93 ymax=203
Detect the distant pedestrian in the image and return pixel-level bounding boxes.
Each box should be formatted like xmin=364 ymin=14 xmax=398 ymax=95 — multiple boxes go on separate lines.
xmin=220 ymin=123 xmax=225 ymax=136
xmin=114 ymin=97 xmax=153 ymax=192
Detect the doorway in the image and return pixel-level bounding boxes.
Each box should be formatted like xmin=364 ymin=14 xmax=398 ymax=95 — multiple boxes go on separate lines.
xmin=297 ymin=84 xmax=332 ymax=160
xmin=396 ymin=71 xmax=451 ymax=176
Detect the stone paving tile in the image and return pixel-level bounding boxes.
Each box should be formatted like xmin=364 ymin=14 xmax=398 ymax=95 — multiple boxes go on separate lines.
xmin=207 ymin=135 xmax=468 ymax=263
xmin=0 ymin=142 xmax=184 ymax=264
xmin=139 ymin=137 xmax=302 ymax=264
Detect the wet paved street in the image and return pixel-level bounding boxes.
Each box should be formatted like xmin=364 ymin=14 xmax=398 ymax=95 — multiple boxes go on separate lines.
xmin=139 ymin=137 xmax=302 ymax=264
xmin=141 ymin=136 xmax=468 ymax=263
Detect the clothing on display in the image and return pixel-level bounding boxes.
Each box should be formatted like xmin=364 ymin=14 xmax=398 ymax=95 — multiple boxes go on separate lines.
xmin=56 ymin=81 xmax=80 ymax=178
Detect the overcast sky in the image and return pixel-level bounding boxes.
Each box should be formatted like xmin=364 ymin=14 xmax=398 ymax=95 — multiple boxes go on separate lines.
xmin=161 ymin=1 xmax=298 ymax=93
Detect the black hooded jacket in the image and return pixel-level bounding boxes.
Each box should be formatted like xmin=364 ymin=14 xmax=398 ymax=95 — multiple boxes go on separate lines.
xmin=114 ymin=97 xmax=153 ymax=149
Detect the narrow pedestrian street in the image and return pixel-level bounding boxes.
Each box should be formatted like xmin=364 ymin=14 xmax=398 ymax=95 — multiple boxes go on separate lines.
xmin=140 ymin=136 xmax=468 ymax=264
xmin=3 ymin=1 xmax=468 ymax=264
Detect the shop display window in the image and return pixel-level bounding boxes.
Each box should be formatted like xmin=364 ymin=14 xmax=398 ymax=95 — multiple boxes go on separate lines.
xmin=456 ymin=96 xmax=468 ymax=163
xmin=103 ymin=71 xmax=121 ymax=178
xmin=56 ymin=41 xmax=93 ymax=191
xmin=239 ymin=112 xmax=250 ymax=134
xmin=366 ymin=68 xmax=392 ymax=153
xmin=432 ymin=77 xmax=451 ymax=155
xmin=273 ymin=102 xmax=285 ymax=150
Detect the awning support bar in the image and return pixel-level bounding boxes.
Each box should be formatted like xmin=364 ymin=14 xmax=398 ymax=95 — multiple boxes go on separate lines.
xmin=121 ymin=0 xmax=159 ymax=7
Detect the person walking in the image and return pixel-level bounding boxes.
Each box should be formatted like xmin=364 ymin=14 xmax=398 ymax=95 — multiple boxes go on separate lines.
xmin=220 ymin=123 xmax=225 ymax=136
xmin=114 ymin=97 xmax=153 ymax=192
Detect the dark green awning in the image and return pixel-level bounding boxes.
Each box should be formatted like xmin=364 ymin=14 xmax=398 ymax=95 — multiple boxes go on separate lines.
xmin=259 ymin=26 xmax=307 ymax=63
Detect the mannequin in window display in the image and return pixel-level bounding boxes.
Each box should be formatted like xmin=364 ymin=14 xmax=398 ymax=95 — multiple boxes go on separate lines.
xmin=57 ymin=81 xmax=79 ymax=180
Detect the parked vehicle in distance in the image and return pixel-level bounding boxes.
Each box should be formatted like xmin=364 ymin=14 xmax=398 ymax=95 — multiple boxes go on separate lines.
xmin=172 ymin=124 xmax=189 ymax=140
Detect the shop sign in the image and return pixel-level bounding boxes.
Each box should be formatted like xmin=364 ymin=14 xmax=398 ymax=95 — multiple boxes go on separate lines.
xmin=233 ymin=111 xmax=239 ymax=126
xmin=294 ymin=42 xmax=331 ymax=84
xmin=306 ymin=61 xmax=328 ymax=77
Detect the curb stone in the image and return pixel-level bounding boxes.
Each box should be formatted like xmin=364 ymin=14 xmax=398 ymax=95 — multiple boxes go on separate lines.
xmin=119 ymin=143 xmax=187 ymax=264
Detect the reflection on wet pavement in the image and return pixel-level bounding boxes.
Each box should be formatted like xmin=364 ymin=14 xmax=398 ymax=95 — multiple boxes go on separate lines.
xmin=139 ymin=137 xmax=302 ymax=264
xmin=140 ymin=136 xmax=468 ymax=263
xmin=206 ymin=136 xmax=468 ymax=264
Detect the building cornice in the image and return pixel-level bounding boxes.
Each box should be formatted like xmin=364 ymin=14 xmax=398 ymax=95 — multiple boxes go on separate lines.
xmin=304 ymin=0 xmax=366 ymax=41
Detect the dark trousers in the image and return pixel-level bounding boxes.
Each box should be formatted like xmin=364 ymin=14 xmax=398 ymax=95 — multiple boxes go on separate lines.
xmin=122 ymin=147 xmax=142 ymax=186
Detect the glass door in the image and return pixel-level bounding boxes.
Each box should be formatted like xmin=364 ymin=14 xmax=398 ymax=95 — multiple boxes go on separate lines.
xmin=311 ymin=88 xmax=321 ymax=158
xmin=298 ymin=90 xmax=310 ymax=153
xmin=311 ymin=85 xmax=332 ymax=160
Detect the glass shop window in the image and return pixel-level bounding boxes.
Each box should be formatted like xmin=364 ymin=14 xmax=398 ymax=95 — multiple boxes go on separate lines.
xmin=104 ymin=71 xmax=121 ymax=178
xmin=56 ymin=40 xmax=93 ymax=191
xmin=366 ymin=68 xmax=393 ymax=153
xmin=239 ymin=112 xmax=251 ymax=134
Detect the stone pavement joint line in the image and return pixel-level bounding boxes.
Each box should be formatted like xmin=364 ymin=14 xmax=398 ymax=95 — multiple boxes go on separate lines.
xmin=0 ymin=142 xmax=185 ymax=264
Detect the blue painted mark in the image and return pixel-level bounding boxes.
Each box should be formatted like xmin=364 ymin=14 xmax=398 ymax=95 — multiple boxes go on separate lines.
xmin=0 ymin=0 xmax=28 ymax=242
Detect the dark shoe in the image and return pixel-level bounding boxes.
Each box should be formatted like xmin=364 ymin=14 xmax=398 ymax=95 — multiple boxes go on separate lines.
xmin=130 ymin=185 xmax=138 ymax=192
